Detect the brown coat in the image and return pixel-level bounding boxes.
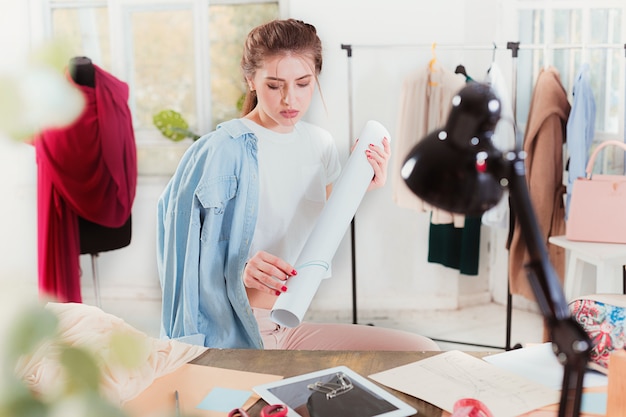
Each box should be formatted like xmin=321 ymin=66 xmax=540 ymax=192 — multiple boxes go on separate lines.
xmin=508 ymin=67 xmax=570 ymax=301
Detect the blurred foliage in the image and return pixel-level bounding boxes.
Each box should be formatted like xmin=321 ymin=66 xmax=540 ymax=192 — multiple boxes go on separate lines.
xmin=0 ymin=41 xmax=146 ymax=415
xmin=0 ymin=40 xmax=84 ymax=142
xmin=4 ymin=305 xmax=58 ymax=366
xmin=28 ymin=39 xmax=75 ymax=74
xmin=0 ymin=303 xmax=157 ymax=417
xmin=108 ymin=332 xmax=151 ymax=369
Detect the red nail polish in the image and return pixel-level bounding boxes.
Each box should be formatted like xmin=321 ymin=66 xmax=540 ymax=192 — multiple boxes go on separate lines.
xmin=281 ymin=286 xmax=288 ymax=292
xmin=275 ymin=290 xmax=281 ymax=296
xmin=291 ymin=269 xmax=297 ymax=276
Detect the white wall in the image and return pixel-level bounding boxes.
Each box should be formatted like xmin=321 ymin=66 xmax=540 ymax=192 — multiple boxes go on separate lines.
xmin=291 ymin=0 xmax=521 ymax=316
xmin=0 ymin=0 xmax=39 ymax=298
xmin=0 ymin=1 xmax=526 ymax=319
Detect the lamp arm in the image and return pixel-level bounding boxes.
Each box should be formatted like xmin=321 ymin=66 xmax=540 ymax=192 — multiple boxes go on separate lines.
xmin=495 ymin=151 xmax=591 ymax=417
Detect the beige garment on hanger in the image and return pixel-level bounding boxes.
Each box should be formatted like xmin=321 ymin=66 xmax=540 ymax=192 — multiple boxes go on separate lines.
xmin=392 ymin=62 xmax=466 ymax=225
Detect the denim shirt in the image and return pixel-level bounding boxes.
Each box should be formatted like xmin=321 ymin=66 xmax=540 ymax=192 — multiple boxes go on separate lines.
xmin=565 ymin=63 xmax=596 ymax=219
xmin=157 ymin=119 xmax=263 ymax=349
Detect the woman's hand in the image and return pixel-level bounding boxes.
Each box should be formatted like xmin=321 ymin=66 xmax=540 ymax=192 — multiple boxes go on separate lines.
xmin=243 ymin=251 xmax=297 ymax=296
xmin=365 ymin=136 xmax=391 ymax=191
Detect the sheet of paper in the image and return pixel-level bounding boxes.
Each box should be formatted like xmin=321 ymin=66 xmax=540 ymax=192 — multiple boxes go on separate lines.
xmin=483 ymin=342 xmax=608 ymax=390
xmin=271 ymin=120 xmax=390 ymax=327
xmin=196 ymin=387 xmax=254 ymax=412
xmin=123 ymin=363 xmax=283 ymax=417
xmin=369 ymin=350 xmax=560 ymax=417
xmin=581 ymin=392 xmax=607 ymax=415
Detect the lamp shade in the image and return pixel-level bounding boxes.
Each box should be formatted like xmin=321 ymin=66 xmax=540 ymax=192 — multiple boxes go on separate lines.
xmin=401 ymin=82 xmax=505 ymax=216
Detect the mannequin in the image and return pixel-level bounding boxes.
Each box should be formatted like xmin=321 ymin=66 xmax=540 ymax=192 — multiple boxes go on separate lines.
xmin=69 ymin=56 xmax=132 ymax=306
xmin=69 ymin=56 xmax=95 ymax=88
xmin=68 ymin=56 xmax=132 ymax=255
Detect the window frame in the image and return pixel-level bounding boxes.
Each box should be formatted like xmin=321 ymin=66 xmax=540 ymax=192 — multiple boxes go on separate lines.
xmin=36 ymin=0 xmax=284 ymax=143
xmin=510 ymin=0 xmax=626 ymax=148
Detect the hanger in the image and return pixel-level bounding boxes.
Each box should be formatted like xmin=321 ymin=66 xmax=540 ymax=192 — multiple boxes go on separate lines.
xmin=455 ymin=64 xmax=468 ymax=77
xmin=487 ymin=42 xmax=497 ymax=75
xmin=455 ymin=64 xmax=474 ymax=82
xmin=428 ymin=42 xmax=438 ymax=73
xmin=428 ymin=43 xmax=439 ymax=86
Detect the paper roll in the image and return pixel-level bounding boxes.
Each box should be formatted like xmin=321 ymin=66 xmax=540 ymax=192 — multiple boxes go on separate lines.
xmin=270 ymin=120 xmax=391 ymax=327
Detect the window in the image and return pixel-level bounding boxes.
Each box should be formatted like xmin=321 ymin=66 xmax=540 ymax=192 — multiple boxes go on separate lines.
xmin=129 ymin=7 xmax=197 ymax=131
xmin=42 ymin=0 xmax=280 ymax=144
xmin=514 ymin=1 xmax=626 ymax=172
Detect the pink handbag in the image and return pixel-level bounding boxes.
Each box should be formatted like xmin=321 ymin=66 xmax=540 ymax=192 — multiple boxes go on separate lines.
xmin=566 ymin=140 xmax=626 ymax=244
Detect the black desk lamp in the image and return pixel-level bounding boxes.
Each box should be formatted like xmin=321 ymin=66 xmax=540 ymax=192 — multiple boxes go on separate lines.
xmin=401 ymin=82 xmax=591 ymax=417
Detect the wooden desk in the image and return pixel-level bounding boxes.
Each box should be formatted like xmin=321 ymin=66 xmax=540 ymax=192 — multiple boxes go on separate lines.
xmin=548 ymin=235 xmax=626 ymax=300
xmin=190 ymin=349 xmax=490 ymax=417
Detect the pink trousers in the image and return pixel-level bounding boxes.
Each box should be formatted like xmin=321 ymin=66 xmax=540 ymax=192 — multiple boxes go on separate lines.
xmin=253 ymin=308 xmax=440 ymax=351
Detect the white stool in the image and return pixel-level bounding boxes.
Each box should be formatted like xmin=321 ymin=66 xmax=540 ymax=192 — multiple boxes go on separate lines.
xmin=548 ymin=235 xmax=626 ymax=300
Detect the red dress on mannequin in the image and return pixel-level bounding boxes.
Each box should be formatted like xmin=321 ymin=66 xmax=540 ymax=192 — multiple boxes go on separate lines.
xmin=35 ymin=64 xmax=137 ymax=302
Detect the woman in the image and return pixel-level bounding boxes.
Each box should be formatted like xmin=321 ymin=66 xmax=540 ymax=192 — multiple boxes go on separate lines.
xmin=157 ymin=18 xmax=438 ymax=351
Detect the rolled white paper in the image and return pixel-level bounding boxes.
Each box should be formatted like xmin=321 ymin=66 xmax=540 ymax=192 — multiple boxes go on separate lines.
xmin=270 ymin=120 xmax=391 ymax=327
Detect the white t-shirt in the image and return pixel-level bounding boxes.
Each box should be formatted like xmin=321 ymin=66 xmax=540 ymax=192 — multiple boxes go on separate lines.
xmin=241 ymin=119 xmax=341 ymax=266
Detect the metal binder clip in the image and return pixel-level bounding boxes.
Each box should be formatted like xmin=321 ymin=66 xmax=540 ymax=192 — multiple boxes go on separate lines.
xmin=307 ymin=372 xmax=354 ymax=399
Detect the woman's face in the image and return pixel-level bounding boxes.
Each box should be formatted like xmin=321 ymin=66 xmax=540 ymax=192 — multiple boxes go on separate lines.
xmin=246 ymin=53 xmax=316 ymax=133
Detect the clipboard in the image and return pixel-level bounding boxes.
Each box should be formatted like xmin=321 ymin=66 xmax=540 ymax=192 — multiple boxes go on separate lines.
xmin=253 ymin=365 xmax=417 ymax=417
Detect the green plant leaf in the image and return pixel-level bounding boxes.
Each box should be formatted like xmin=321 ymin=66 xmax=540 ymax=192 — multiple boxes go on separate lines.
xmin=0 ymin=388 xmax=47 ymax=417
xmin=107 ymin=331 xmax=149 ymax=369
xmin=84 ymin=392 xmax=131 ymax=417
xmin=236 ymin=93 xmax=245 ymax=113
xmin=0 ymin=376 xmax=49 ymax=417
xmin=5 ymin=306 xmax=58 ymax=363
xmin=58 ymin=392 xmax=131 ymax=417
xmin=153 ymin=109 xmax=199 ymax=141
xmin=59 ymin=346 xmax=101 ymax=394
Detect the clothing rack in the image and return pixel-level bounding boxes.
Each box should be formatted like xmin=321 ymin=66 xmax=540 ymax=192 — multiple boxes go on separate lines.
xmin=341 ymin=42 xmax=505 ymax=51
xmin=341 ymin=41 xmax=512 ymax=350
xmin=506 ymin=41 xmax=626 ymax=350
xmin=341 ymin=40 xmax=626 ymax=351
xmin=511 ymin=42 xmax=626 ymax=52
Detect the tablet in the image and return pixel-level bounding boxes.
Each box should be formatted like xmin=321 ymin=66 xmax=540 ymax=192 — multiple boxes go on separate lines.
xmin=253 ymin=365 xmax=417 ymax=417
